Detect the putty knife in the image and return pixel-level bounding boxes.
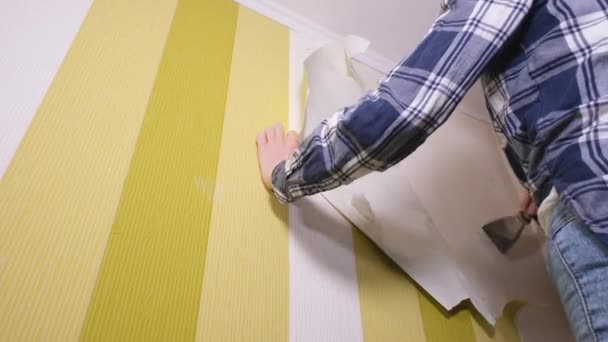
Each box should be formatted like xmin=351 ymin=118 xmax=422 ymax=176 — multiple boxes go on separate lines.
xmin=482 ymin=212 xmax=532 ymax=253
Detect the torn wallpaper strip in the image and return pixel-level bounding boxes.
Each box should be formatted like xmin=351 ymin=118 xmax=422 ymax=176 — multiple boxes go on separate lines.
xmin=295 ymin=35 xmax=571 ymax=333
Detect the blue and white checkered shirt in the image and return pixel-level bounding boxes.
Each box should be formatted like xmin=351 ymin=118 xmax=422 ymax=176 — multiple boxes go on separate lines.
xmin=272 ymin=0 xmax=608 ymax=245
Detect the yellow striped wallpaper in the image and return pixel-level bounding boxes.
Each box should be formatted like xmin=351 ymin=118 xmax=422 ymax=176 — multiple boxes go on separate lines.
xmin=0 ymin=0 xmax=521 ymax=341
xmin=0 ymin=0 xmax=177 ymax=340
xmin=195 ymin=7 xmax=290 ymax=342
xmin=81 ymin=0 xmax=239 ymax=340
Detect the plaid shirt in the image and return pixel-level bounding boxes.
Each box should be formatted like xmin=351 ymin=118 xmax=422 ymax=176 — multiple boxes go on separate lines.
xmin=273 ymin=0 xmax=608 ymax=245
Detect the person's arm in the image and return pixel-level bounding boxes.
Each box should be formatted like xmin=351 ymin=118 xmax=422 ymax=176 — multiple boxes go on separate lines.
xmin=271 ymin=0 xmax=533 ymax=203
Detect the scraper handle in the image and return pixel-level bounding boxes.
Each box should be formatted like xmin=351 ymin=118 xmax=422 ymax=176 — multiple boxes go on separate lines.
xmin=518 ymin=211 xmax=532 ymax=224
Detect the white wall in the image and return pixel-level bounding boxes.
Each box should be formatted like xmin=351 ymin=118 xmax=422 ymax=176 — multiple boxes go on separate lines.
xmin=282 ymin=0 xmax=490 ymax=121
xmin=241 ymin=0 xmax=491 ymax=121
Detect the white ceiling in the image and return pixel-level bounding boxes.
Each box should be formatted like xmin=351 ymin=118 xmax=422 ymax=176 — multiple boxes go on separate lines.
xmin=275 ymin=0 xmax=442 ymax=64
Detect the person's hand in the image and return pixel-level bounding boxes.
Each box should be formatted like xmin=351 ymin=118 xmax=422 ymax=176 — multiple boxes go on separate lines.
xmin=256 ymin=123 xmax=300 ymax=190
xmin=519 ymin=191 xmax=538 ymax=218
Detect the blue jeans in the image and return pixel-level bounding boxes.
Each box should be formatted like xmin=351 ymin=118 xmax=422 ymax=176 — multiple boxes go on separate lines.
xmin=547 ymin=202 xmax=608 ymax=341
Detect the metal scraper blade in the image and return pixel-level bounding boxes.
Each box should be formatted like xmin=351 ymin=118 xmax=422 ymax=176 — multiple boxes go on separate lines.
xmin=482 ymin=213 xmax=530 ymax=254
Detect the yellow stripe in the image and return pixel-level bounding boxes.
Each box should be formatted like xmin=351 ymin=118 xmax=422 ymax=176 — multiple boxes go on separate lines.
xmin=0 ymin=0 xmax=177 ymax=340
xmin=195 ymin=7 xmax=290 ymax=341
xmin=352 ymin=229 xmax=427 ymax=341
xmin=80 ymin=0 xmax=238 ymax=340
xmin=418 ymin=294 xmax=477 ymax=342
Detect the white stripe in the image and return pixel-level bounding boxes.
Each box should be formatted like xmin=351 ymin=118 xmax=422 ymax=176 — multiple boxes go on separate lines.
xmin=289 ymin=196 xmax=364 ymax=342
xmin=288 ymin=32 xmax=364 ymax=342
xmin=0 ymin=0 xmax=93 ymax=179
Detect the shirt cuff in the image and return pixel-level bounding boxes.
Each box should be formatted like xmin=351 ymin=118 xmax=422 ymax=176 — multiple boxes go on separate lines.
xmin=271 ymin=160 xmax=294 ymax=203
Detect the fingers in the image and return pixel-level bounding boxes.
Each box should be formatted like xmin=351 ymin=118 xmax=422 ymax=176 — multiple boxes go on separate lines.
xmin=519 ymin=191 xmax=538 ymax=220
xmin=256 ymin=131 xmax=267 ymax=145
xmin=263 ymin=123 xmax=285 ymax=142
xmin=273 ymin=123 xmax=284 ymax=141
xmin=265 ymin=126 xmax=276 ymax=140
xmin=527 ymin=201 xmax=538 ymax=218
xmin=258 ymin=123 xmax=288 ymax=145
xmin=519 ymin=191 xmax=532 ymax=213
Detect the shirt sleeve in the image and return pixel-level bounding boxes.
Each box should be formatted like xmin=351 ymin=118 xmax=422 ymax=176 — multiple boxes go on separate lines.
xmin=272 ymin=0 xmax=533 ymax=203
